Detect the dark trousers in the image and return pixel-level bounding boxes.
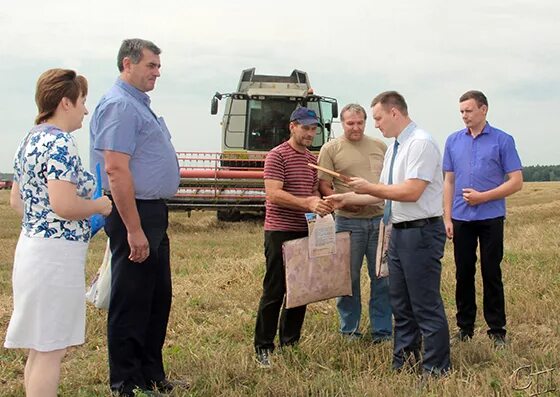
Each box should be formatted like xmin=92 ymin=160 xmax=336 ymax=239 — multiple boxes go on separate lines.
xmin=254 ymin=230 xmax=308 ymax=352
xmin=452 ymin=217 xmax=506 ymax=337
xmin=105 ymin=199 xmax=172 ymax=395
xmin=388 ymin=220 xmax=451 ymax=374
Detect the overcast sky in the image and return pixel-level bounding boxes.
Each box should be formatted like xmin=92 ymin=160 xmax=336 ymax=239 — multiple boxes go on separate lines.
xmin=1 ymin=0 xmax=558 ymax=172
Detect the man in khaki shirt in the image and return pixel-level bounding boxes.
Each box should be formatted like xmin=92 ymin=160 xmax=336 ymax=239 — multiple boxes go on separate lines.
xmin=318 ymin=103 xmax=392 ymax=342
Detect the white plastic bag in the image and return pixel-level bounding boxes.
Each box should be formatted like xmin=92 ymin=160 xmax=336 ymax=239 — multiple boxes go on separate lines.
xmin=85 ymin=239 xmax=112 ymax=310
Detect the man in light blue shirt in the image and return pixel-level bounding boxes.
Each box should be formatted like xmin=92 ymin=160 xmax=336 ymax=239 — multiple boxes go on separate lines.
xmin=443 ymin=90 xmax=523 ymax=348
xmin=90 ymin=38 xmax=181 ymax=397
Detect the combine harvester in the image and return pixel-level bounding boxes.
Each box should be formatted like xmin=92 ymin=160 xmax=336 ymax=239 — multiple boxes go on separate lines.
xmin=168 ymin=68 xmax=338 ymax=221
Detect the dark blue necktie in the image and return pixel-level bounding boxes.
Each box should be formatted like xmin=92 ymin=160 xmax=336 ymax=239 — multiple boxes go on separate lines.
xmin=382 ymin=140 xmax=399 ymax=225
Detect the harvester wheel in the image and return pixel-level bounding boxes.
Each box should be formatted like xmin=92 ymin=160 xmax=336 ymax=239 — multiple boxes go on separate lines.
xmin=217 ymin=209 xmax=242 ymax=222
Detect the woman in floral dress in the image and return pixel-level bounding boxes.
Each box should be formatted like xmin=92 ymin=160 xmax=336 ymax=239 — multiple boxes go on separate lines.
xmin=4 ymin=69 xmax=112 ymax=397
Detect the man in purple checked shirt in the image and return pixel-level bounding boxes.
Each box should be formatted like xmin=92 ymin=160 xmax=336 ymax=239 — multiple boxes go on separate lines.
xmin=443 ymin=90 xmax=523 ymax=349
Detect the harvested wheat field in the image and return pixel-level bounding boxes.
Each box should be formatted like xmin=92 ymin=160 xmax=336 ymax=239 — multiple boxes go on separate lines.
xmin=0 ymin=183 xmax=559 ymax=396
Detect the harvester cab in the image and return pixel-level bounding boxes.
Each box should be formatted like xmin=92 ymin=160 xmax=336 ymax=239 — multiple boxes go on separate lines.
xmin=211 ymin=68 xmax=337 ymax=155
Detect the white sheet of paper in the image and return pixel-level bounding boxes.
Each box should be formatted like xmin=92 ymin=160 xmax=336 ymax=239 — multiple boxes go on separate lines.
xmin=306 ymin=213 xmax=336 ymax=258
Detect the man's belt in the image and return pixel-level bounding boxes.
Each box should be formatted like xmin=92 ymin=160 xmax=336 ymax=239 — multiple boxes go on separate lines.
xmin=104 ymin=192 xmax=165 ymax=203
xmin=392 ymin=216 xmax=442 ymax=229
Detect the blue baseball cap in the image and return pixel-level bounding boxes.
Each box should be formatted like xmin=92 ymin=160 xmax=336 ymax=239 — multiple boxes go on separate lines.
xmin=290 ymin=107 xmax=321 ymax=126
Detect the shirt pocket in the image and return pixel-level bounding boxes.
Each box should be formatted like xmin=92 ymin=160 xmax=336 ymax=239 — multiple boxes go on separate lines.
xmin=158 ymin=117 xmax=172 ymax=141
xmin=475 ymin=144 xmax=502 ymax=178
xmin=368 ymin=153 xmax=384 ymax=178
xmin=137 ymin=117 xmax=167 ymax=150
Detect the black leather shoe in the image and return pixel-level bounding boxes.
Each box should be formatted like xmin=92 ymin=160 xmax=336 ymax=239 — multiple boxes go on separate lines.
xmin=112 ymin=388 xmax=164 ymax=397
xmin=255 ymin=348 xmax=272 ymax=368
xmin=152 ymin=379 xmax=190 ymax=393
xmin=490 ymin=334 xmax=506 ymax=349
xmin=135 ymin=390 xmax=165 ymax=397
xmin=456 ymin=329 xmax=473 ymax=341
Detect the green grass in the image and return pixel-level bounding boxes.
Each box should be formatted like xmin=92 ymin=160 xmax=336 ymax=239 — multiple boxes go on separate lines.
xmin=1 ymin=183 xmax=559 ymax=396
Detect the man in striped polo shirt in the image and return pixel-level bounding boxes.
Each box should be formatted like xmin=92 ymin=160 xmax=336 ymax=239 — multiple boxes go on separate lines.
xmin=254 ymin=107 xmax=333 ymax=368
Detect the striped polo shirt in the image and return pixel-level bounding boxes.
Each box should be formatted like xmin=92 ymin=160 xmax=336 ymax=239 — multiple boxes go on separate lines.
xmin=264 ymin=141 xmax=318 ymax=231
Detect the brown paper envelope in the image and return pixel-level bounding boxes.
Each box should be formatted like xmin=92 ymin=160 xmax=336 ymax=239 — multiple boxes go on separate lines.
xmin=283 ymin=231 xmax=351 ymax=309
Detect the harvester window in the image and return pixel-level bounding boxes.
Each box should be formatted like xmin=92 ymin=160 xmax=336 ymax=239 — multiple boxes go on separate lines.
xmin=305 ymin=102 xmax=326 ymax=150
xmin=245 ymin=99 xmax=328 ymax=152
xmin=223 ymin=98 xmax=247 ymax=149
xmin=246 ymin=99 xmax=292 ymax=151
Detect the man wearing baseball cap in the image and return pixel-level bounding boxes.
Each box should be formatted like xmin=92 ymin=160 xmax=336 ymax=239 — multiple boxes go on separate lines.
xmin=253 ymin=106 xmax=333 ymax=367
xmin=289 ymin=107 xmax=324 ymax=126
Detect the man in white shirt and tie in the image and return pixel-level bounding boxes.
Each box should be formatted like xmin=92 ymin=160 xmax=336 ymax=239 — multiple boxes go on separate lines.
xmin=327 ymin=91 xmax=451 ymax=376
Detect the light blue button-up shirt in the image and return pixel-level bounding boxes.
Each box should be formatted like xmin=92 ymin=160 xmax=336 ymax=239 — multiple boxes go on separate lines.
xmin=90 ymin=79 xmax=180 ymax=200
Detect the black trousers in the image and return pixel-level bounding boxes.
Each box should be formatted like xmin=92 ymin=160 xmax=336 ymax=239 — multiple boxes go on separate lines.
xmin=254 ymin=230 xmax=308 ymax=353
xmin=452 ymin=217 xmax=505 ymax=337
xmin=388 ymin=220 xmax=451 ymax=374
xmin=105 ymin=199 xmax=172 ymax=395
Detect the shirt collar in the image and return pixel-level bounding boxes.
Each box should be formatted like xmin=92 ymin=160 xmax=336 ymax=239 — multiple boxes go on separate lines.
xmin=396 ymin=121 xmax=417 ymax=146
xmin=464 ymin=121 xmax=491 ymax=136
xmin=116 ymin=78 xmax=151 ymax=106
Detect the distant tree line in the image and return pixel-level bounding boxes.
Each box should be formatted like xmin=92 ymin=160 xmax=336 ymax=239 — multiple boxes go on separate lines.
xmin=523 ymin=165 xmax=560 ymax=182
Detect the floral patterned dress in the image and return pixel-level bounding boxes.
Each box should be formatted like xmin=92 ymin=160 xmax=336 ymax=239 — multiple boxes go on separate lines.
xmin=4 ymin=124 xmax=96 ymax=351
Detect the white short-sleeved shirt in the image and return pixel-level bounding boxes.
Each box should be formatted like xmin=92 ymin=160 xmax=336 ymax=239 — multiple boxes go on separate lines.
xmin=380 ymin=122 xmax=443 ymax=223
